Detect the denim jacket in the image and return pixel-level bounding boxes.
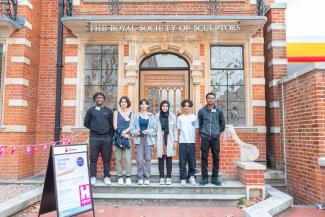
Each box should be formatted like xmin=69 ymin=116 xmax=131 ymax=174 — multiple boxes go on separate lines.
xmin=130 ymin=112 xmax=157 ymax=146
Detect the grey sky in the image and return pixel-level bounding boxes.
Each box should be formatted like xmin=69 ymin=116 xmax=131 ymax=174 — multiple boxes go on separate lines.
xmin=276 ymin=0 xmax=325 ymax=38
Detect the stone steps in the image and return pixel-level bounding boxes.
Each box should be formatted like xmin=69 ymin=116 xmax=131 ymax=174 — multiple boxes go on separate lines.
xmin=92 ymin=180 xmax=246 ymax=206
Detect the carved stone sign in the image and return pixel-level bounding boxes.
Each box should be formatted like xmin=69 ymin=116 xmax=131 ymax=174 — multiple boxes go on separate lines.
xmin=88 ymin=24 xmax=241 ymax=32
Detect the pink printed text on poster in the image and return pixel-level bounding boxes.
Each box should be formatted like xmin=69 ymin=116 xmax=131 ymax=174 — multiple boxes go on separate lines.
xmin=79 ymin=184 xmax=92 ymax=206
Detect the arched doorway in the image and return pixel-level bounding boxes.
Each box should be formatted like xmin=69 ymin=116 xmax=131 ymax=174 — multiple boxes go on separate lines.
xmin=139 ymin=53 xmax=190 ymax=114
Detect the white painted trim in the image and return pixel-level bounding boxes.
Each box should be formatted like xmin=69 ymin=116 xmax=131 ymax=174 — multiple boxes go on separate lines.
xmin=270 ymin=3 xmax=287 ymax=9
xmin=73 ymin=0 xmax=80 ymax=5
xmin=63 ymin=100 xmax=76 ymax=107
xmin=252 ymin=100 xmax=266 ymax=107
xmin=237 ymin=162 xmax=266 ymax=170
xmin=62 ymin=125 xmax=74 ymax=133
xmin=251 ymin=78 xmax=265 ymax=85
xmin=24 ymin=20 xmax=32 ymax=30
xmin=18 ymin=0 xmax=33 ymax=10
xmin=318 ymin=157 xmax=325 ymax=167
xmin=11 ymin=56 xmax=31 ymax=65
xmin=279 ymin=63 xmax=325 ymax=84
xmin=7 ymin=38 xmax=32 ymax=47
xmin=269 ymin=79 xmax=279 ymax=88
xmin=269 ymin=101 xmax=279 ymax=108
xmin=255 ymin=126 xmax=267 ymax=133
xmin=267 ymin=41 xmax=287 ymax=50
xmin=251 ymin=56 xmax=265 ymax=63
xmin=64 ymin=78 xmax=77 ymax=85
xmin=268 ymin=58 xmax=288 ymax=67
xmin=65 ymin=56 xmax=78 ymax=63
xmin=0 ymin=125 xmax=27 ymax=132
xmin=270 ymin=126 xmax=280 ymax=134
xmin=8 ymin=99 xmax=28 ymax=107
xmin=250 ymin=37 xmax=264 ymax=44
xmin=65 ymin=38 xmax=79 ymax=45
xmin=5 ymin=78 xmax=29 ymax=86
xmin=267 ymin=23 xmax=286 ymax=32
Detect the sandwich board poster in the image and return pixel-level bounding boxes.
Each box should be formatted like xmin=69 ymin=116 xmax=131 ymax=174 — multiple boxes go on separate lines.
xmin=38 ymin=144 xmax=95 ymax=217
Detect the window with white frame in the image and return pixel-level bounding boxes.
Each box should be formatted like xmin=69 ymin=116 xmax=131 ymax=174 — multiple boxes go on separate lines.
xmin=210 ymin=45 xmax=245 ymax=126
xmin=84 ymin=45 xmax=118 ymax=113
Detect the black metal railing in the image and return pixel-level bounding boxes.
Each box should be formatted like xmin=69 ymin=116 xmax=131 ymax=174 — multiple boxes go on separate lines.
xmin=0 ymin=0 xmax=18 ymax=20
xmin=257 ymin=0 xmax=265 ymax=16
xmin=64 ymin=0 xmax=265 ymax=17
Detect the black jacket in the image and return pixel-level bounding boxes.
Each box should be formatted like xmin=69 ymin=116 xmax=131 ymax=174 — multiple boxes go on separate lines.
xmin=198 ymin=105 xmax=226 ymax=139
xmin=84 ymin=106 xmax=114 ymax=137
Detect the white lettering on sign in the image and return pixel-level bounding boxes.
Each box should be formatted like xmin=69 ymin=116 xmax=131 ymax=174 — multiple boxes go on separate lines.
xmin=88 ymin=24 xmax=241 ymax=32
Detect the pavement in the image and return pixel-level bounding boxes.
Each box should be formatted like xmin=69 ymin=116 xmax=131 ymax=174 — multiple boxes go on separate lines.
xmin=31 ymin=205 xmax=325 ymax=217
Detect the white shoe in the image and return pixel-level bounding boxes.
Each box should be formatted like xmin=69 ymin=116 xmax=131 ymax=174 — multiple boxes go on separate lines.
xmin=144 ymin=179 xmax=151 ymax=185
xmin=125 ymin=177 xmax=132 ymax=186
xmin=104 ymin=177 xmax=111 ymax=185
xmin=180 ymin=179 xmax=186 ymax=186
xmin=138 ymin=179 xmax=144 ymax=185
xmin=160 ymin=178 xmax=165 ymax=185
xmin=117 ymin=177 xmax=124 ymax=185
xmin=91 ymin=177 xmax=96 ymax=186
xmin=165 ymin=178 xmax=172 ymax=185
xmin=189 ymin=176 xmax=196 ymax=185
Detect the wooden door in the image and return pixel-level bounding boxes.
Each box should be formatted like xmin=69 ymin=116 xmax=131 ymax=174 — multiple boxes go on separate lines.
xmin=140 ymin=70 xmax=189 ymax=160
xmin=140 ymin=70 xmax=189 ymax=115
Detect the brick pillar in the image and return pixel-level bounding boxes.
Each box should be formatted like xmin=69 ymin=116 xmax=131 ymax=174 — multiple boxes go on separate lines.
xmin=0 ymin=0 xmax=42 ymax=179
xmin=264 ymin=3 xmax=287 ymax=168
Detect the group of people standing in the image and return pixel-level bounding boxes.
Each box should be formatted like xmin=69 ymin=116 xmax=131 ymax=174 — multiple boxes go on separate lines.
xmin=84 ymin=92 xmax=225 ymax=187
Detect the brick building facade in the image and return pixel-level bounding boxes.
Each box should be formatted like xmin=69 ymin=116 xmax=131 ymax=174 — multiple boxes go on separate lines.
xmin=1 ymin=0 xmax=323 ymax=205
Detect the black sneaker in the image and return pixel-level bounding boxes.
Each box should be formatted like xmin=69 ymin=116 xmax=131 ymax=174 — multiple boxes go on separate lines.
xmin=211 ymin=178 xmax=221 ymax=186
xmin=199 ymin=178 xmax=208 ymax=186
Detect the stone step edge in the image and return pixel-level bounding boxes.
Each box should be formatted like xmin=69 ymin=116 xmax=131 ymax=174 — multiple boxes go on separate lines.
xmin=93 ymin=193 xmax=246 ymax=200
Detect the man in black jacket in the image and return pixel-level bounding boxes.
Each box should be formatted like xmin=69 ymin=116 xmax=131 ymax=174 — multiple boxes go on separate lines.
xmin=198 ymin=92 xmax=225 ymax=186
xmin=84 ymin=92 xmax=114 ymax=186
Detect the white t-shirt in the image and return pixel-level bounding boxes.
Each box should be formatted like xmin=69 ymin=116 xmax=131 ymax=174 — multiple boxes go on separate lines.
xmin=177 ymin=114 xmax=199 ymax=143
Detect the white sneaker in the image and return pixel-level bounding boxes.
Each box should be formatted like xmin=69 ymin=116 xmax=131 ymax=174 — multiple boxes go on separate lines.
xmin=91 ymin=177 xmax=96 ymax=186
xmin=138 ymin=179 xmax=144 ymax=185
xmin=104 ymin=177 xmax=111 ymax=185
xmin=189 ymin=176 xmax=196 ymax=185
xmin=144 ymin=179 xmax=151 ymax=185
xmin=165 ymin=178 xmax=172 ymax=185
xmin=125 ymin=177 xmax=132 ymax=186
xmin=180 ymin=179 xmax=186 ymax=186
xmin=160 ymin=178 xmax=165 ymax=185
xmin=117 ymin=177 xmax=124 ymax=185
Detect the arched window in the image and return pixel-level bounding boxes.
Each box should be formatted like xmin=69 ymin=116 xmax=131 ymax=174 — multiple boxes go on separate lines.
xmin=140 ymin=53 xmax=188 ymax=69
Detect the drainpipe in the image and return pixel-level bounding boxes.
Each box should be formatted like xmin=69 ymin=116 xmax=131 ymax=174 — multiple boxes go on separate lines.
xmin=281 ymin=83 xmax=287 ymax=186
xmin=54 ymin=0 xmax=64 ymax=143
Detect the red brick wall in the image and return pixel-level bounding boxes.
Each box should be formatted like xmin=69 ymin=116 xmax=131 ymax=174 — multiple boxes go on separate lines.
xmin=264 ymin=7 xmax=287 ymax=168
xmin=281 ymin=69 xmax=325 ymax=204
xmin=1 ymin=0 xmax=269 ymax=179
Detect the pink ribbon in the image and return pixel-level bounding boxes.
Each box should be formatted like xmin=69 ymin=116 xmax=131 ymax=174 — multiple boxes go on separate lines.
xmin=34 ymin=145 xmax=39 ymax=155
xmin=11 ymin=146 xmax=17 ymax=157
xmin=27 ymin=145 xmax=31 ymax=158
xmin=0 ymin=145 xmax=8 ymax=158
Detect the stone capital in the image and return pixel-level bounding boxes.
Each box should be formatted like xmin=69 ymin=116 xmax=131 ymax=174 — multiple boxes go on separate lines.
xmin=125 ymin=65 xmax=138 ymax=85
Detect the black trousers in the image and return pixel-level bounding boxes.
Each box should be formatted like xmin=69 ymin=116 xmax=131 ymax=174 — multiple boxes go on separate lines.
xmin=158 ymin=155 xmax=172 ymax=178
xmin=89 ymin=136 xmax=112 ymax=178
xmin=179 ymin=143 xmax=196 ymax=180
xmin=201 ymin=137 xmax=220 ymax=180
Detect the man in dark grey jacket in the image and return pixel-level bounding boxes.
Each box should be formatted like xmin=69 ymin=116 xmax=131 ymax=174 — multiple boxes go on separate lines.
xmin=84 ymin=92 xmax=114 ymax=186
xmin=198 ymin=92 xmax=225 ymax=186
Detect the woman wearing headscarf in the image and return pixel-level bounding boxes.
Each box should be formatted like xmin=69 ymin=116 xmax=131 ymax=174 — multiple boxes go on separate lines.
xmin=155 ymin=100 xmax=178 ymax=185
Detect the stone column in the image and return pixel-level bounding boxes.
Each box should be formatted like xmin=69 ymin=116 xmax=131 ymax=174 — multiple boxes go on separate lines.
xmin=125 ymin=37 xmax=139 ymax=112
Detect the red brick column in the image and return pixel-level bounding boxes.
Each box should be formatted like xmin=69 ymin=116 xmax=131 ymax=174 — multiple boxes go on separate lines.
xmin=0 ymin=0 xmax=43 ymax=179
xmin=237 ymin=162 xmax=266 ymax=199
xmin=264 ymin=3 xmax=288 ymax=168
